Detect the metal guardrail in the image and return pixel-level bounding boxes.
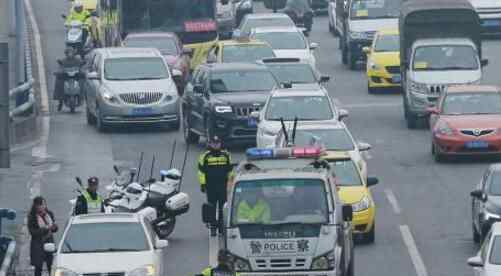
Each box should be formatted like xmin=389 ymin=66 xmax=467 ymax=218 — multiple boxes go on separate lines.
xmin=9 ymin=0 xmax=36 ymax=119
xmin=0 ymin=238 xmax=16 ymax=276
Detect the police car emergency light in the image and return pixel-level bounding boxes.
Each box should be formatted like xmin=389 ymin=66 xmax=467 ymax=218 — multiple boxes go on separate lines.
xmin=246 ymin=147 xmax=323 ymax=160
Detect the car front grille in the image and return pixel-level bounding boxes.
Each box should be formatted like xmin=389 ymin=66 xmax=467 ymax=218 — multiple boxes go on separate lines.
xmin=461 ymin=129 xmax=495 ymax=137
xmin=82 ymin=273 xmax=125 ymax=276
xmin=427 ymin=84 xmax=447 ymax=94
xmin=255 ymin=258 xmax=307 ymax=269
xmin=235 ymin=106 xmax=260 ymax=117
xmin=385 ymin=66 xmax=400 ymax=74
xmin=119 ymin=92 xmax=163 ymax=105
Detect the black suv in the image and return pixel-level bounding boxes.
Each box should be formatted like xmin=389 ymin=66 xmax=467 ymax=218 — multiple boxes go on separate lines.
xmin=181 ymin=63 xmax=278 ymax=144
xmin=471 ymin=163 xmax=501 ymax=242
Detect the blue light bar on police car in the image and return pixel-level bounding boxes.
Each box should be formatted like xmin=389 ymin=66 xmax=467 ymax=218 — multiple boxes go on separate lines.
xmin=246 ymin=147 xmax=323 ymax=160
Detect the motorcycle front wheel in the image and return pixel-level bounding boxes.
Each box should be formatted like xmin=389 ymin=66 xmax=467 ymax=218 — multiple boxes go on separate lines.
xmin=155 ymin=216 xmax=176 ymax=239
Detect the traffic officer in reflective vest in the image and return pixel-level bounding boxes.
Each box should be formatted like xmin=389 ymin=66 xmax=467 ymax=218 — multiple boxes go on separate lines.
xmin=74 ymin=177 xmax=105 ymax=215
xmin=198 ymin=249 xmax=238 ymax=276
xmin=198 ymin=136 xmax=233 ymax=236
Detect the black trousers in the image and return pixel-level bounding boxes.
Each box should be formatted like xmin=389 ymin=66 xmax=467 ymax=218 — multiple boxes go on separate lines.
xmin=207 ymin=185 xmax=226 ymax=230
xmin=34 ymin=255 xmax=53 ymax=276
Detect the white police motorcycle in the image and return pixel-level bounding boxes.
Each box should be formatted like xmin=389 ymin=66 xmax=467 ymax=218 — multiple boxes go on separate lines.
xmin=62 ymin=15 xmax=92 ymax=57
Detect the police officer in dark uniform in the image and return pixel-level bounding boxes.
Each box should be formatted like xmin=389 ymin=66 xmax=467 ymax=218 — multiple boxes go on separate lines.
xmin=198 ymin=136 xmax=233 ymax=236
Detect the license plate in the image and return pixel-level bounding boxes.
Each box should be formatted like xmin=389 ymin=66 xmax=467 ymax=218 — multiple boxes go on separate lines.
xmin=248 ymin=117 xmax=257 ymax=127
xmin=465 ymin=141 xmax=489 ymax=149
xmin=391 ymin=75 xmax=401 ymax=83
xmin=131 ymin=107 xmax=153 ymax=116
xmin=483 ymin=20 xmax=501 ymax=26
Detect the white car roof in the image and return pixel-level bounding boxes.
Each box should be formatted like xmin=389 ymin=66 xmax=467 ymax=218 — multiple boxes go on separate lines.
xmin=270 ymin=87 xmax=327 ymax=97
xmin=286 ymin=122 xmax=347 ymax=131
xmin=252 ymin=26 xmax=301 ymax=34
xmin=246 ymin=13 xmax=291 ymax=19
xmin=70 ymin=213 xmax=141 ymax=224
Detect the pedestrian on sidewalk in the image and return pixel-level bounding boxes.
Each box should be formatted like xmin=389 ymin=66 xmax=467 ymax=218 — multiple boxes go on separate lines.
xmin=28 ymin=196 xmax=58 ymax=276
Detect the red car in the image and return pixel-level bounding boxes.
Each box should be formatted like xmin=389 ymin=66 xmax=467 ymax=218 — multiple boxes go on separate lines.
xmin=122 ymin=32 xmax=192 ymax=94
xmin=428 ymin=85 xmax=501 ymax=162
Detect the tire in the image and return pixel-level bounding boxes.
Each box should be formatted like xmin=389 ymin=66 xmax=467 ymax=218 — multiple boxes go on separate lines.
xmin=341 ymin=45 xmax=348 ymax=65
xmin=170 ymin=119 xmax=180 ymax=131
xmin=204 ymin=118 xmax=213 ymax=146
xmin=86 ymin=106 xmax=96 ymax=125
xmin=405 ymin=110 xmax=418 ymax=129
xmin=329 ymin=21 xmax=334 ymax=33
xmin=364 ymin=223 xmax=375 ymax=244
xmin=183 ymin=112 xmax=199 ymax=144
xmin=69 ymin=96 xmax=76 ymax=113
xmin=368 ymin=83 xmax=376 ymax=94
xmin=348 ymin=47 xmax=357 ymax=70
xmin=432 ymin=143 xmax=444 ymax=162
xmin=347 ymin=250 xmax=354 ymax=276
xmin=155 ymin=217 xmax=176 ymax=239
xmin=473 ymin=222 xmax=481 ymax=243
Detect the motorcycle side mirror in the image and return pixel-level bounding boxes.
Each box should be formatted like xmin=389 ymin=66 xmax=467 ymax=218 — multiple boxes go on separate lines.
xmin=113 ymin=165 xmax=120 ymax=174
xmin=61 ymin=14 xmax=67 ymax=19
xmin=202 ymin=203 xmax=216 ymax=224
xmin=57 ymin=59 xmax=63 ymax=66
xmin=75 ymin=177 xmax=83 ymax=186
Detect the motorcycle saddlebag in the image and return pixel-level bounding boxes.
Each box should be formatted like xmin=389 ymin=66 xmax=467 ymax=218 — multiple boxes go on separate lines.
xmin=165 ymin=192 xmax=190 ymax=216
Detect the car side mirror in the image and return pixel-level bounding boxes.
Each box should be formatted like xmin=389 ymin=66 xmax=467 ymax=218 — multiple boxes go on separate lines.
xmin=358 ymin=141 xmax=371 ymax=151
xmin=481 ymin=59 xmax=489 ymax=67
xmin=86 ymin=71 xmax=100 ymax=80
xmin=338 ymin=109 xmax=349 ymax=120
xmin=202 ymin=203 xmax=216 ymax=224
xmin=309 ymin=42 xmax=319 ymax=50
xmin=426 ymin=106 xmax=439 ymax=114
xmin=362 ymin=46 xmax=371 ymax=55
xmin=155 ymin=239 xmax=169 ymax=249
xmin=193 ymin=84 xmax=204 ymax=95
xmin=250 ymin=111 xmax=260 ymax=122
xmin=467 ymin=256 xmax=483 ymax=268
xmin=367 ymin=177 xmax=379 ymax=187
xmin=470 ymin=189 xmax=487 ymax=201
xmin=182 ymin=47 xmax=193 ymax=58
xmin=44 ymin=243 xmax=56 ymax=253
xmin=319 ymin=75 xmax=330 ymax=83
xmin=342 ymin=204 xmax=353 ymax=222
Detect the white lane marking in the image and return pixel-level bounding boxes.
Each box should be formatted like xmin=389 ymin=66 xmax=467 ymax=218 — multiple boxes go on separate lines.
xmin=209 ymin=235 xmax=219 ymax=267
xmin=384 ymin=189 xmax=401 ymax=215
xmin=400 ymin=225 xmax=429 ymax=276
xmin=24 ymin=0 xmax=49 ymax=114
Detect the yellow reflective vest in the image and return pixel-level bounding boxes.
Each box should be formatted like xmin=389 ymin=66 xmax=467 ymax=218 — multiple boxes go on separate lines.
xmin=82 ymin=190 xmax=103 ymax=213
xmin=237 ymin=200 xmax=271 ymax=224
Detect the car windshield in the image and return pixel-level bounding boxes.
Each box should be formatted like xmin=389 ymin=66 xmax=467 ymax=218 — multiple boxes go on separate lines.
xmin=489 ymin=172 xmax=501 ymax=196
xmin=231 ymin=179 xmax=329 ymax=225
xmin=241 ymin=17 xmax=295 ymax=34
xmin=489 ymin=236 xmax=501 ymax=265
xmin=350 ymin=0 xmax=401 ymax=20
xmin=61 ymin=222 xmax=150 ymax=253
xmin=222 ymin=45 xmax=275 ymax=63
xmin=267 ymin=63 xmax=317 ymax=83
xmin=123 ymin=37 xmax=179 ymax=55
xmin=287 ymin=129 xmax=355 ymax=151
xmin=210 ymin=70 xmax=277 ymax=93
xmin=104 ymin=57 xmax=169 ymax=80
xmin=441 ymin=93 xmax=501 ymax=115
xmin=252 ymin=32 xmax=306 ymax=50
xmin=266 ymin=96 xmax=334 ymax=121
xmin=413 ymin=45 xmax=479 ymax=71
xmin=330 ymin=160 xmax=363 ymax=186
xmin=374 ymin=34 xmax=399 ymax=52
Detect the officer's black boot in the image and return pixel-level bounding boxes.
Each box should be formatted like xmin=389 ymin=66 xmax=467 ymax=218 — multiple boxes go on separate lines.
xmin=58 ymin=100 xmax=63 ymax=111
xmin=210 ymin=225 xmax=217 ymax=237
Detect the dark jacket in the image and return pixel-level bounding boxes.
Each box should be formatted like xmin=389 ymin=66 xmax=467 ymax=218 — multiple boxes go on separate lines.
xmin=28 ymin=211 xmax=57 ymax=267
xmin=53 ymin=57 xmax=84 ymax=100
xmin=198 ymin=150 xmax=233 ymax=195
xmin=74 ymin=189 xmax=105 ymax=215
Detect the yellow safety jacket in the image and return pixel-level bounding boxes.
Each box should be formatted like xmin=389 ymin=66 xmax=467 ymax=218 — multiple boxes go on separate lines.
xmin=198 ymin=150 xmax=233 ymax=189
xmin=237 ymin=200 xmax=271 ymax=224
xmin=82 ymin=190 xmax=103 ymax=213
xmin=201 ymin=266 xmax=239 ymax=276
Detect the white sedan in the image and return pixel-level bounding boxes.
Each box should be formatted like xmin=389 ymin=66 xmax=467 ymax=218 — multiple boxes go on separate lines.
xmin=250 ymin=26 xmax=318 ymax=68
xmin=468 ymin=222 xmax=501 ymax=275
xmin=45 ymin=209 xmax=167 ymax=276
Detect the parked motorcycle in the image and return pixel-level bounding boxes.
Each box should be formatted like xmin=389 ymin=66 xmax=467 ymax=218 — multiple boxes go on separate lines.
xmin=55 ymin=62 xmax=83 ymax=113
xmin=62 ymin=15 xmax=92 ymax=58
xmin=105 ymin=165 xmax=190 ymax=238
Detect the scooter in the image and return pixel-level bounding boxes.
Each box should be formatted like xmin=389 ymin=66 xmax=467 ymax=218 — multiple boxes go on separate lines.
xmin=283 ymin=8 xmax=314 ymax=35
xmin=62 ymin=15 xmax=92 ymax=58
xmin=55 ymin=62 xmax=83 ymax=113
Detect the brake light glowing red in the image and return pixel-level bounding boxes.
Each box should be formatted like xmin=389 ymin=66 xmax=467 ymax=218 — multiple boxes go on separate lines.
xmin=184 ymin=21 xmax=217 ymax=32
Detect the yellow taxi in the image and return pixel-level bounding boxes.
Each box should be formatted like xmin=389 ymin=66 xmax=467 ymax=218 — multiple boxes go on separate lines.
xmin=363 ymin=29 xmax=401 ymax=94
xmin=206 ymin=38 xmax=276 ymax=63
xmin=322 ymin=151 xmax=378 ymax=243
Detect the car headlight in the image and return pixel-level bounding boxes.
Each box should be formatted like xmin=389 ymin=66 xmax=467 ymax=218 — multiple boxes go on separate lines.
xmin=229 ymin=253 xmax=251 ymax=272
xmin=349 ymin=31 xmax=369 ymax=40
xmin=409 ymin=81 xmax=428 ymax=95
xmin=54 ymin=268 xmax=78 ymax=276
xmin=368 ymin=60 xmax=381 ymax=71
xmin=215 ymin=105 xmax=233 ymax=113
xmin=129 ymin=265 xmax=156 ymax=276
xmin=163 ymin=94 xmax=175 ymax=103
xmin=102 ymin=91 xmax=119 ymax=104
xmin=311 ymin=250 xmax=335 ymax=270
xmin=239 ymin=0 xmax=252 ymax=10
xmin=484 ymin=209 xmax=501 ymax=220
xmin=435 ymin=121 xmax=454 ymax=136
xmin=352 ymin=196 xmax=371 ymax=212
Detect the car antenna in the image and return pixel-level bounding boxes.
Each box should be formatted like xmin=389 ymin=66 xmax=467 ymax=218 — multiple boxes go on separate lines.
xmin=136 ymin=152 xmax=144 ymax=183
xmin=178 ymin=141 xmax=190 ymax=192
xmin=292 ymin=117 xmax=298 ymax=145
xmin=169 ymin=140 xmax=177 ymax=169
xmin=147 ymin=155 xmax=156 ymax=199
xmin=280 ymin=117 xmax=289 ymax=146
